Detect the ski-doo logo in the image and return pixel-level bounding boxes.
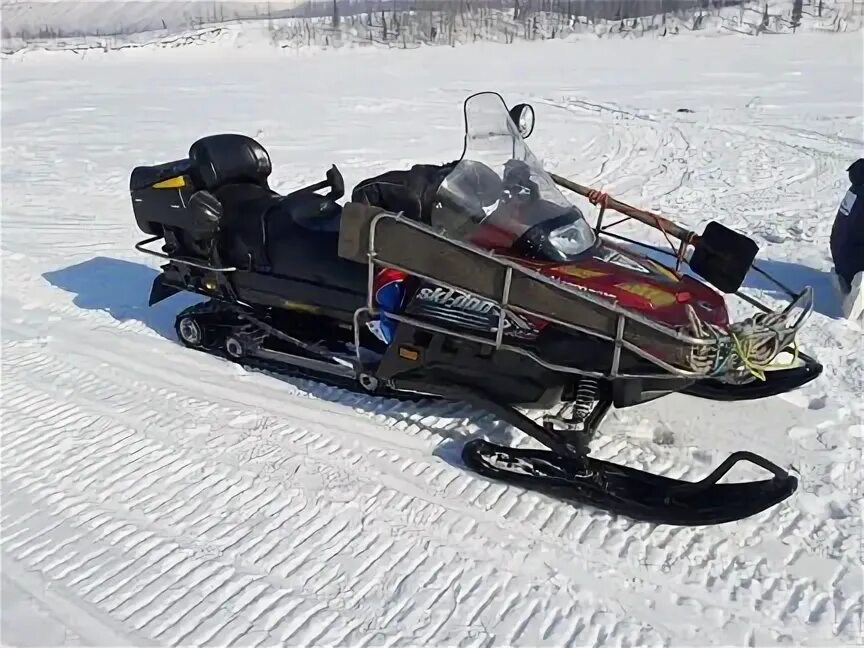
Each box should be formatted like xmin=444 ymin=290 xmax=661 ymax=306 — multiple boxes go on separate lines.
xmin=416 ymin=287 xmax=497 ymax=314
xmin=414 ymin=286 xmax=537 ymax=338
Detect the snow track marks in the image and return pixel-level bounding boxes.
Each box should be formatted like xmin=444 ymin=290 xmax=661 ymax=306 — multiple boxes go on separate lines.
xmin=3 ymin=33 xmax=863 ymax=646
xmin=3 ymin=285 xmax=861 ymax=646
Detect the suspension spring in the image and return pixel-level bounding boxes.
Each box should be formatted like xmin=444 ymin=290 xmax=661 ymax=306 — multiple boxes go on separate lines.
xmin=572 ymin=377 xmax=599 ymax=423
xmin=542 ymin=377 xmax=601 ymax=435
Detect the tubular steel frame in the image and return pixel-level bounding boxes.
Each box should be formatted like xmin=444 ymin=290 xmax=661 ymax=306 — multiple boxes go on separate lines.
xmin=358 ymin=210 xmax=813 ymax=382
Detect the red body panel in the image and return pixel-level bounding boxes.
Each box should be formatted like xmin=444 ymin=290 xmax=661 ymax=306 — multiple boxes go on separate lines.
xmin=373 ymin=225 xmax=730 ymax=334
xmin=467 ymin=224 xmax=730 ymax=331
xmin=525 ymin=240 xmax=728 ymax=330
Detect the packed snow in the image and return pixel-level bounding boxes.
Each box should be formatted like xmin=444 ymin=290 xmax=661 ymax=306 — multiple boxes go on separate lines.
xmin=2 ymin=21 xmax=863 ymax=647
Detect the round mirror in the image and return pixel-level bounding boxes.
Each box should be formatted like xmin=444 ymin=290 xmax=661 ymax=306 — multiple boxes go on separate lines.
xmin=509 ymin=103 xmax=536 ymax=139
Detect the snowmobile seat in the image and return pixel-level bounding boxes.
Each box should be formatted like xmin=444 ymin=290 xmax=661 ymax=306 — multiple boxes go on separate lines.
xmin=213 ymin=184 xmax=344 ymax=266
xmin=188 ymin=134 xmax=273 ymax=191
xmin=130 ymin=134 xmax=273 ymax=238
xmin=187 ymin=134 xmax=349 ymax=267
xmin=256 ymin=193 xmax=365 ymax=294
xmin=201 ymin=178 xmax=367 ymax=313
xmin=271 ymin=191 xmax=343 ymax=232
xmin=224 ymin=191 xmax=368 ymax=322
xmin=132 ymin=134 xmax=368 ymax=320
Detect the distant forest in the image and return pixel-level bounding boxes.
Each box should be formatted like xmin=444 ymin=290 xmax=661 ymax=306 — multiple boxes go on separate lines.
xmin=267 ymin=0 xmax=752 ymax=48
xmin=2 ymin=0 xmax=743 ymax=40
xmin=4 ymin=0 xmax=852 ymax=50
xmin=286 ymin=0 xmax=745 ymax=20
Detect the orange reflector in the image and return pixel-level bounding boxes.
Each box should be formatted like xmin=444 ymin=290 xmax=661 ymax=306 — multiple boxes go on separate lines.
xmin=399 ymin=346 xmax=420 ymax=361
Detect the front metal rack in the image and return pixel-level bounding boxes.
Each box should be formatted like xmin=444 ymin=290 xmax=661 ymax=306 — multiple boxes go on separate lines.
xmin=357 ymin=210 xmax=813 ymax=382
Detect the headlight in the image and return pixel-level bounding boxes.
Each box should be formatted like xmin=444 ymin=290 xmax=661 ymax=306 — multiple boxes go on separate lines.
xmin=548 ymin=221 xmax=592 ymax=256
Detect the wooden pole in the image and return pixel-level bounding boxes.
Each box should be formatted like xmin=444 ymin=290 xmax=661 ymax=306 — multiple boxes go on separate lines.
xmin=549 ymin=172 xmax=698 ymax=245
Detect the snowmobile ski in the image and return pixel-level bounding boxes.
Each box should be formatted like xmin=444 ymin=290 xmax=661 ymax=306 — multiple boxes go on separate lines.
xmin=462 ymin=439 xmax=798 ymax=526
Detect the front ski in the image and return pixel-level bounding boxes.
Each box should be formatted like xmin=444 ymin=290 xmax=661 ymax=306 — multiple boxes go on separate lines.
xmin=462 ymin=439 xmax=797 ymax=526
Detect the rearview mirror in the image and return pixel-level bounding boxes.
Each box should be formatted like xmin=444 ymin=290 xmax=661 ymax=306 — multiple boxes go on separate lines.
xmin=509 ymin=103 xmax=536 ymax=139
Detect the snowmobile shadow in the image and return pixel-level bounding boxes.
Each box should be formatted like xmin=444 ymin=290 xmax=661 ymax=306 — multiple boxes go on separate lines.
xmin=432 ymin=438 xmax=468 ymax=467
xmin=259 ymin=371 xmax=525 ymax=474
xmin=430 ymin=421 xmax=518 ymax=470
xmin=743 ymin=259 xmax=843 ymax=319
xmin=265 ymin=368 xmax=521 ymax=460
xmin=42 ymin=258 xmax=521 ymax=452
xmin=41 ymin=256 xmax=203 ymax=339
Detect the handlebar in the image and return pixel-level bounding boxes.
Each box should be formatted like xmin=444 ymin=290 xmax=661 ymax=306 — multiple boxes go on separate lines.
xmin=285 ymin=164 xmax=345 ymax=201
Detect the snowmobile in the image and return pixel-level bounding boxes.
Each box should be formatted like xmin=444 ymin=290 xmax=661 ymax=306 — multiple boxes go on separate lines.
xmin=129 ymin=91 xmax=822 ymax=526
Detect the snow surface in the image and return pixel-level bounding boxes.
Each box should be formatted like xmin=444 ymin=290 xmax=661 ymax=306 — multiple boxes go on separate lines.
xmin=2 ymin=26 xmax=863 ymax=647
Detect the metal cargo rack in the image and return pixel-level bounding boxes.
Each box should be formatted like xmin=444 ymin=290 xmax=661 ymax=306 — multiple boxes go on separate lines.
xmin=339 ymin=205 xmax=813 ymax=382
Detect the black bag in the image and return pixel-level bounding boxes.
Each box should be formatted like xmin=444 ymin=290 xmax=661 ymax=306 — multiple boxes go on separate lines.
xmin=351 ymin=162 xmax=456 ymax=224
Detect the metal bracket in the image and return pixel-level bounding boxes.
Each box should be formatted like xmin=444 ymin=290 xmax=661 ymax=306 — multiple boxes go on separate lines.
xmin=135 ymin=235 xmax=237 ymax=272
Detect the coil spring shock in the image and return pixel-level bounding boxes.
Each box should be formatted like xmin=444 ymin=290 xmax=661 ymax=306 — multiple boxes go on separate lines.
xmin=544 ymin=377 xmax=600 ymax=431
xmin=572 ymin=377 xmax=599 ymax=423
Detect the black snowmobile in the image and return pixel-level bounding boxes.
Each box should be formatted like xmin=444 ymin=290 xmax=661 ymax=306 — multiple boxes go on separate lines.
xmin=129 ymin=91 xmax=822 ymax=526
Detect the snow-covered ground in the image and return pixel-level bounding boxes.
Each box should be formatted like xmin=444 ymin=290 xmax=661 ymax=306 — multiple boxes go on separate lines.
xmin=2 ymin=27 xmax=863 ymax=647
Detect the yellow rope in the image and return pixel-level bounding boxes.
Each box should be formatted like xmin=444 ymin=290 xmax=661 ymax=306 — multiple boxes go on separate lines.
xmin=729 ymin=330 xmax=801 ymax=382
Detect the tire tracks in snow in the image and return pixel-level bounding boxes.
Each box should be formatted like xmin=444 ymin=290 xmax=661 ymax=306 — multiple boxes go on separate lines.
xmin=2 ymin=345 xmax=665 ymax=646
xmin=536 ymin=95 xmax=854 ymax=233
xmin=3 ymin=291 xmax=859 ymax=645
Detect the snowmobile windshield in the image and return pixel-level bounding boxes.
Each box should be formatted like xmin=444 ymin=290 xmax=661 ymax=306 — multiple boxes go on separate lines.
xmin=431 ymin=92 xmax=596 ymax=261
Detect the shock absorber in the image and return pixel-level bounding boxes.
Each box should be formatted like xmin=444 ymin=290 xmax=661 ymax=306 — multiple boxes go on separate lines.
xmin=572 ymin=377 xmax=599 ymax=422
xmin=543 ymin=377 xmax=599 ymax=432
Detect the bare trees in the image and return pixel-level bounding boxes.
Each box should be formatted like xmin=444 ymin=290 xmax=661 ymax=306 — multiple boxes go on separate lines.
xmin=791 ymin=0 xmax=803 ymax=31
xmin=5 ymin=0 xmax=858 ymax=56
xmin=260 ymin=0 xmax=750 ymax=48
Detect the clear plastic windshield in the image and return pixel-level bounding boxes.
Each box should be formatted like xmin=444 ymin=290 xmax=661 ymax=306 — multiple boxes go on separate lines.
xmin=431 ymin=92 xmax=595 ymax=260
